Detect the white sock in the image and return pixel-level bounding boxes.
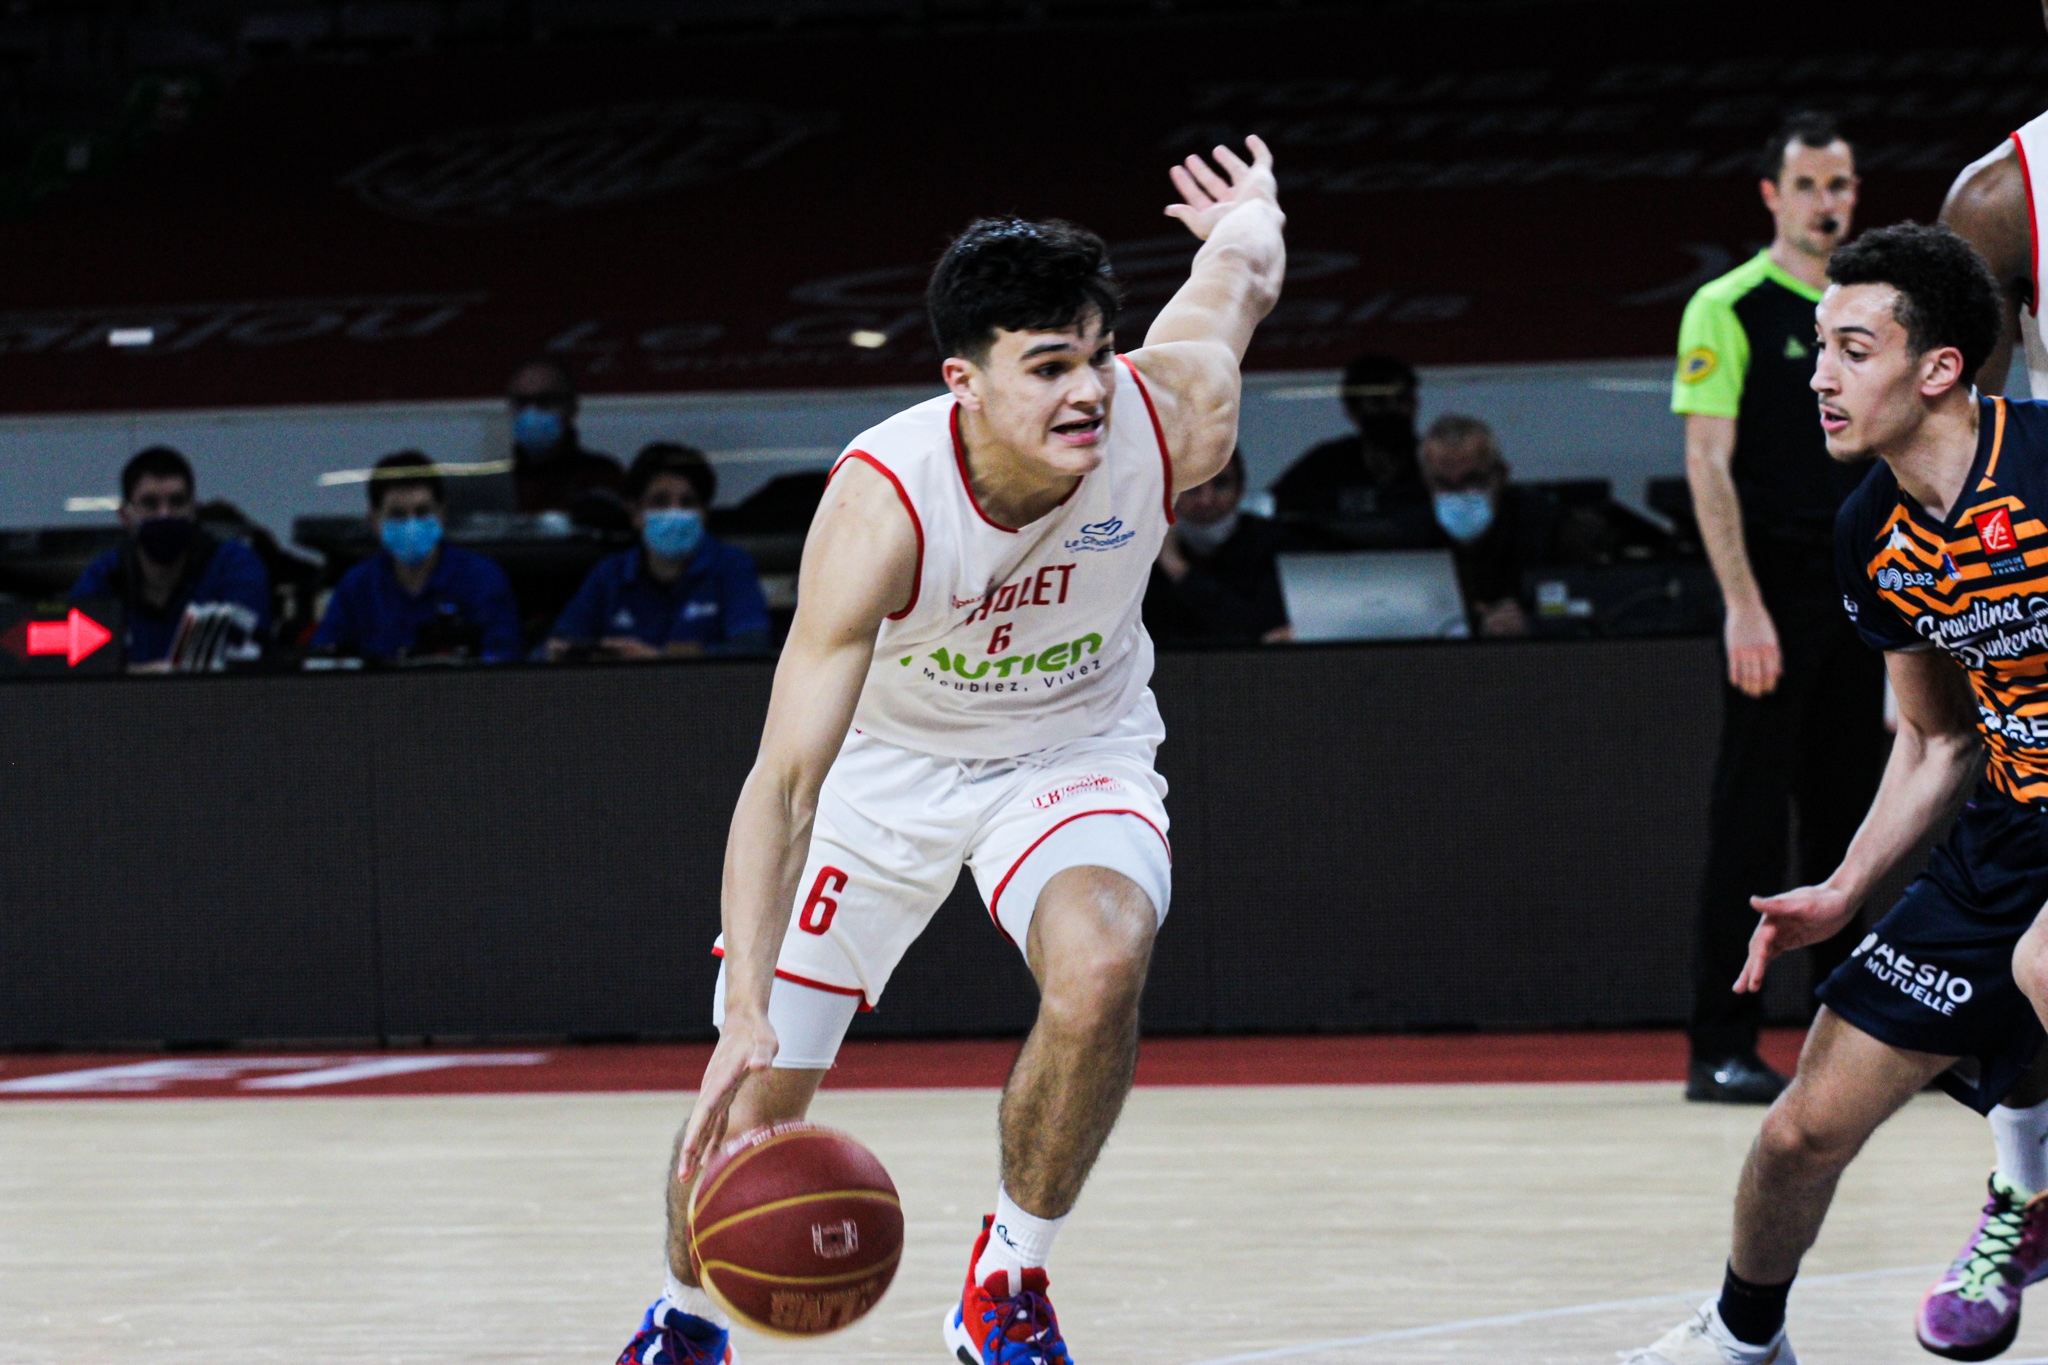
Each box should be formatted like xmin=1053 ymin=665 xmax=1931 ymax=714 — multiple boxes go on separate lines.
xmin=973 ymin=1186 xmax=1068 ymax=1294
xmin=664 ymin=1269 xmax=731 ymax=1329
xmin=1991 ymin=1098 xmax=2048 ymax=1196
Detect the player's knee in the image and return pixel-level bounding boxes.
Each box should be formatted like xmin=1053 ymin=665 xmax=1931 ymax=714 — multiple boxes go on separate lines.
xmin=1034 ymin=876 xmax=1155 ymax=1027
xmin=1754 ymin=1093 xmax=1859 ymax=1176
xmin=2015 ymin=924 xmax=2048 ymax=1006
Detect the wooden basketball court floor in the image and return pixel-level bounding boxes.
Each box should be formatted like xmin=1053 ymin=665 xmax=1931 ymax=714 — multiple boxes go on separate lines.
xmin=6 ymin=1033 xmax=2048 ymax=1365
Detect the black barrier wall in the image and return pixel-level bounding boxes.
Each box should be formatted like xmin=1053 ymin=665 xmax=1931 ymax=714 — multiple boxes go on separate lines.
xmin=0 ymin=640 xmax=1807 ymax=1047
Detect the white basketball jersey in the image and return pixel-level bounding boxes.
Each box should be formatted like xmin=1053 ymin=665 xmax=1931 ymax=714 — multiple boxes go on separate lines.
xmin=834 ymin=355 xmax=1174 ymax=760
xmin=2012 ymin=111 xmax=2048 ymax=396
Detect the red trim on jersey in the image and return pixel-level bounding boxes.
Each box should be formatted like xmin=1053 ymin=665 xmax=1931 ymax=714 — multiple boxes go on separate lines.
xmin=2015 ymin=132 xmax=2042 ymax=319
xmin=984 ymin=808 xmax=1173 ymax=944
xmin=950 ymin=404 xmax=1019 ymax=533
xmin=711 ymin=946 xmax=873 ymax=1011
xmin=1118 ymin=355 xmax=1177 ymax=524
xmin=949 ymin=402 xmax=1086 ymax=534
xmin=828 ymin=449 xmax=922 ymax=620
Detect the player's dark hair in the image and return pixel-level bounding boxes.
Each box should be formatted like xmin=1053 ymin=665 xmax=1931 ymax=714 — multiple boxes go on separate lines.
xmin=927 ymin=217 xmax=1122 ymax=363
xmin=1827 ymin=221 xmax=2003 ymax=388
xmin=628 ymin=441 xmax=716 ymax=505
xmin=121 ymin=445 xmax=194 ymax=502
xmin=367 ymin=450 xmax=447 ymax=511
xmin=1761 ymin=110 xmax=1852 ymax=181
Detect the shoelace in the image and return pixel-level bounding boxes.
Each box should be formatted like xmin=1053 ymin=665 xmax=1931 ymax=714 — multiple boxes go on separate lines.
xmin=648 ymin=1311 xmax=725 ymax=1365
xmin=980 ymin=1290 xmax=1074 ymax=1365
xmin=1952 ymin=1191 xmax=2032 ymax=1301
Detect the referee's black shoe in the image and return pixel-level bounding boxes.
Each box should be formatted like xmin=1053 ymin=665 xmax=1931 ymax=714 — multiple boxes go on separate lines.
xmin=1686 ymin=1054 xmax=1790 ymax=1104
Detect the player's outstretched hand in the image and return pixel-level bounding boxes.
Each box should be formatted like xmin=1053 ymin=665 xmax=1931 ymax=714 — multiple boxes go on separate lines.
xmin=1735 ymin=883 xmax=1856 ymax=994
xmin=677 ymin=1014 xmax=779 ymax=1183
xmin=1165 ymin=135 xmax=1280 ymax=241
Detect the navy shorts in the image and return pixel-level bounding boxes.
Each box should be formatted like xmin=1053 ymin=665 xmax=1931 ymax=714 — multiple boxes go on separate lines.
xmin=1817 ymin=783 xmax=2048 ymax=1113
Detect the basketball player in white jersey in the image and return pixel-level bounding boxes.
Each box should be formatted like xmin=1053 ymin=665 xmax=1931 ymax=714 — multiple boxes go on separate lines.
xmin=614 ymin=139 xmax=1285 ymax=1365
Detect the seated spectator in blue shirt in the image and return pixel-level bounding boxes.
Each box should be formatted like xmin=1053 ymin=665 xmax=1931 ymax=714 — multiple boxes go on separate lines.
xmin=311 ymin=452 xmax=522 ymax=664
xmin=72 ymin=445 xmax=271 ymax=672
xmin=545 ymin=443 xmax=771 ymax=660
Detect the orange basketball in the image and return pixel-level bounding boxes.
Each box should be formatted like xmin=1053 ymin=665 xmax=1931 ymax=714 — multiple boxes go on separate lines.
xmin=688 ymin=1121 xmax=904 ymax=1337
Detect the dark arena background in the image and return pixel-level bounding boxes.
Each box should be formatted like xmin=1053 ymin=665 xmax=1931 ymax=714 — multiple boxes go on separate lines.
xmin=5 ymin=3 xmax=2046 ymax=1362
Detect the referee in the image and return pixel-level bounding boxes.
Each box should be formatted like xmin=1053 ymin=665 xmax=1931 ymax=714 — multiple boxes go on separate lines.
xmin=1673 ymin=112 xmax=1889 ymax=1104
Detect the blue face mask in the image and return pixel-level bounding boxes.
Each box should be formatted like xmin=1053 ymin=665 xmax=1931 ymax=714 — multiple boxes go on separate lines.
xmin=512 ymin=406 xmax=565 ymax=453
xmin=644 ymin=507 xmax=704 ymax=561
xmin=382 ymin=515 xmax=443 ymax=567
xmin=1433 ymin=490 xmax=1495 ymax=543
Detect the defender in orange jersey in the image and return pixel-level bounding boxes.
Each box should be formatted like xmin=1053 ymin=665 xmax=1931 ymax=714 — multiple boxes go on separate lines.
xmin=1901 ymin=49 xmax=2048 ymax=1362
xmin=1628 ymin=224 xmax=2048 ymax=1365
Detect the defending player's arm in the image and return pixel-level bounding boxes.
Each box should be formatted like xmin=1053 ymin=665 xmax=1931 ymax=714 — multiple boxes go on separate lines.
xmin=1734 ymin=647 xmax=1982 ymax=992
xmin=1129 ymin=136 xmax=1287 ymax=494
xmin=677 ymin=460 xmax=918 ymax=1178
xmin=1940 ymin=144 xmax=2030 ymax=396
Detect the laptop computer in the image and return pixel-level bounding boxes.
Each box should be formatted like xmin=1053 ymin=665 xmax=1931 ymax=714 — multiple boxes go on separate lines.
xmin=1277 ymin=550 xmax=1471 ymax=642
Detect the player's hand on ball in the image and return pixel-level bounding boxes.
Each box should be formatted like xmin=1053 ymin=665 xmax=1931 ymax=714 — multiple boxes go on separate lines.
xmin=1735 ymin=884 xmax=1855 ymax=994
xmin=678 ymin=1013 xmax=779 ymax=1181
xmin=1165 ymin=135 xmax=1280 ymax=241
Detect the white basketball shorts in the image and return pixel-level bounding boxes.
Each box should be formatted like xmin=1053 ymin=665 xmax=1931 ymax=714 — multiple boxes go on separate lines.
xmin=712 ymin=691 xmax=1172 ymax=1068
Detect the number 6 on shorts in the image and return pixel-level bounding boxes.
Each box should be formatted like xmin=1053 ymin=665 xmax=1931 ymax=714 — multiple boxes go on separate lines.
xmin=799 ymin=867 xmax=849 ymax=935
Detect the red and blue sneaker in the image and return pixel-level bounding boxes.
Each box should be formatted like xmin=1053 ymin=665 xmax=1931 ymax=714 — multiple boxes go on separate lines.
xmin=1916 ymin=1172 xmax=2048 ymax=1360
xmin=942 ymin=1215 xmax=1075 ymax=1364
xmin=616 ymin=1292 xmax=737 ymax=1365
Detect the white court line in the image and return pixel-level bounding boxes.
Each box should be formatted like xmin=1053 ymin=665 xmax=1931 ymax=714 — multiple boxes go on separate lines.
xmin=1177 ymin=1264 xmax=1943 ymax=1365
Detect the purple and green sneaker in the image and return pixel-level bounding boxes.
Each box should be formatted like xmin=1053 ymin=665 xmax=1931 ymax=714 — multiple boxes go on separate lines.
xmin=1917 ymin=1172 xmax=2048 ymax=1361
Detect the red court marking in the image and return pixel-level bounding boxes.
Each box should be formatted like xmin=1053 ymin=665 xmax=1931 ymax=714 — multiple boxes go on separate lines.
xmin=0 ymin=1029 xmax=1806 ymax=1100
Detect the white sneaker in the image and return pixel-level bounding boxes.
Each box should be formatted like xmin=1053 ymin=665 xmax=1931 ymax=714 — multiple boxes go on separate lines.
xmin=1620 ymin=1304 xmax=1797 ymax=1365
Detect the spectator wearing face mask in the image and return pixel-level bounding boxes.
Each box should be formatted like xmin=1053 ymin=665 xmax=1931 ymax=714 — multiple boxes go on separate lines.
xmin=507 ymin=358 xmax=626 ymax=518
xmin=1269 ymin=354 xmax=1434 ymax=545
xmin=1144 ymin=449 xmax=1291 ymax=646
xmin=544 ymin=443 xmax=772 ymax=660
xmin=1419 ymin=415 xmax=1536 ymax=639
xmin=311 ymin=452 xmax=522 ymax=663
xmin=71 ymin=445 xmax=271 ymax=671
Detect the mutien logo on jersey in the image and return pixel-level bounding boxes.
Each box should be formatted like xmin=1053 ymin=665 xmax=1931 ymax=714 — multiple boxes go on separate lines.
xmin=900 ymin=633 xmax=1106 ymax=693
xmin=1975 ymin=507 xmax=2019 ymax=555
xmin=1064 ymin=517 xmax=1135 ymax=553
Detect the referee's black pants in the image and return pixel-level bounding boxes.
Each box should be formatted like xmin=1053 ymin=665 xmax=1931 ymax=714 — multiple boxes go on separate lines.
xmin=1690 ymin=565 xmax=1890 ymax=1064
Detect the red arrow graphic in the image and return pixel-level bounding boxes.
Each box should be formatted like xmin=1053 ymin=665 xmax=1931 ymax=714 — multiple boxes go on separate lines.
xmin=26 ymin=609 xmax=113 ymax=666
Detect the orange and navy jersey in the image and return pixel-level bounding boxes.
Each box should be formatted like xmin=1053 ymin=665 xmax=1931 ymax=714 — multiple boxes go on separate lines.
xmin=1839 ymin=397 xmax=2048 ymax=804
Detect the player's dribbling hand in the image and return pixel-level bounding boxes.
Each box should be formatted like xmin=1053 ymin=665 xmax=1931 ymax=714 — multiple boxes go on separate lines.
xmin=1165 ymin=135 xmax=1281 ymax=241
xmin=1735 ymin=883 xmax=1855 ymax=994
xmin=677 ymin=1013 xmax=779 ymax=1182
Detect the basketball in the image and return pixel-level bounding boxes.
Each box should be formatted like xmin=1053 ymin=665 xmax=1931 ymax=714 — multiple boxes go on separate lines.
xmin=688 ymin=1121 xmax=904 ymax=1336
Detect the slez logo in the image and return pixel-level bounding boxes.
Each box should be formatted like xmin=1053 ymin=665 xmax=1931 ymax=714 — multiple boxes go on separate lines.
xmin=1875 ymin=567 xmax=1937 ymax=591
xmin=1851 ymin=933 xmax=1974 ymax=1015
xmin=1065 ymin=517 xmax=1135 ymax=552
